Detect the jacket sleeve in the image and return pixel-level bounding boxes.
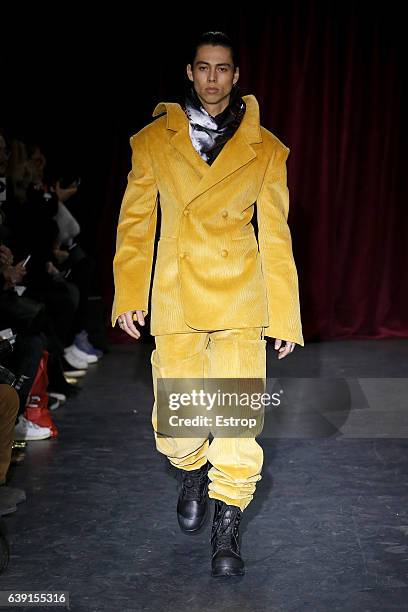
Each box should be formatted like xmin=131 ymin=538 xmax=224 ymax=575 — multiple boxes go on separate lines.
xmin=256 ymin=145 xmax=304 ymax=346
xmin=111 ymin=130 xmax=158 ymax=327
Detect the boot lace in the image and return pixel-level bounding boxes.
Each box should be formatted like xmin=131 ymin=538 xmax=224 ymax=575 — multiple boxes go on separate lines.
xmin=181 ymin=465 xmax=209 ymax=501
xmin=211 ymin=503 xmax=242 ymax=552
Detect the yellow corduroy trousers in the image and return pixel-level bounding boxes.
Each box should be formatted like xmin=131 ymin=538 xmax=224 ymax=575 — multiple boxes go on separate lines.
xmin=151 ymin=327 xmax=266 ymax=511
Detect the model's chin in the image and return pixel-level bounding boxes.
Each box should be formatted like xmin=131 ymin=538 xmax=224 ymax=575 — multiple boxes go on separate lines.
xmin=198 ymin=92 xmax=224 ymax=105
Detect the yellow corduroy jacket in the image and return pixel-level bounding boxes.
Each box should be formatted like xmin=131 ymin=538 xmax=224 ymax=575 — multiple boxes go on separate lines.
xmin=112 ymin=94 xmax=304 ymax=346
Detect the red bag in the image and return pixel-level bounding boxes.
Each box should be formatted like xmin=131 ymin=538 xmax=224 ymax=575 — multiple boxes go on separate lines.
xmin=24 ymin=350 xmax=58 ymax=438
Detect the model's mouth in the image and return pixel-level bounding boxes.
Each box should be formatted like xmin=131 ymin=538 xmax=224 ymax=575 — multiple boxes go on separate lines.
xmin=206 ymin=89 xmax=219 ymax=93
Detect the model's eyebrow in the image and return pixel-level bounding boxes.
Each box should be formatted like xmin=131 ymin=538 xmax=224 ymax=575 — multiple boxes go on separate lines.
xmin=196 ymin=61 xmax=232 ymax=67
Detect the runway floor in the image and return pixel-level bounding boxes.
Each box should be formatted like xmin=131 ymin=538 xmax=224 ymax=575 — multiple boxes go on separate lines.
xmin=3 ymin=338 xmax=408 ymax=611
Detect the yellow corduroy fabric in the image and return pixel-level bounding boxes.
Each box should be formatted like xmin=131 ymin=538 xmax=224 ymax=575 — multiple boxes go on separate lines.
xmin=151 ymin=327 xmax=266 ymax=512
xmin=112 ymin=94 xmax=304 ymax=346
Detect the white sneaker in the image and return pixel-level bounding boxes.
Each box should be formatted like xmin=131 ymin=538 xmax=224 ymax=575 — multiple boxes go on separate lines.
xmin=63 ymin=346 xmax=88 ymax=370
xmin=14 ymin=416 xmax=52 ymax=440
xmin=47 ymin=396 xmax=60 ymax=411
xmin=66 ymin=344 xmax=98 ymax=364
xmin=48 ymin=392 xmax=66 ymax=403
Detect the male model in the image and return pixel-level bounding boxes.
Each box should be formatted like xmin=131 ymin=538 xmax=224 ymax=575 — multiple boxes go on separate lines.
xmin=112 ymin=31 xmax=304 ymax=577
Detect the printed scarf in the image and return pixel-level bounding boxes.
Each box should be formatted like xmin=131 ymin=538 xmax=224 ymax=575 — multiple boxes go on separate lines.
xmin=183 ymin=84 xmax=246 ymax=165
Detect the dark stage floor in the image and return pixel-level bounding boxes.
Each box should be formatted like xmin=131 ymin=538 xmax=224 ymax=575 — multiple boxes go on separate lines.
xmin=2 ymin=339 xmax=408 ymax=611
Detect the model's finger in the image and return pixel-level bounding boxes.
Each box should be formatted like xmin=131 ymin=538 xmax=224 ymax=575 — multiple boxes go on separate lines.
xmin=117 ymin=315 xmax=139 ymax=339
xmin=134 ymin=311 xmax=145 ymax=326
xmin=278 ymin=346 xmax=291 ymax=359
xmin=121 ymin=318 xmax=140 ymax=339
xmin=124 ymin=312 xmax=141 ymax=337
xmin=124 ymin=312 xmax=138 ymax=329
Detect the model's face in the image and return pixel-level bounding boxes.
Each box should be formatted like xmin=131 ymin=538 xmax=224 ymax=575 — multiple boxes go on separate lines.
xmin=186 ymin=44 xmax=239 ymax=113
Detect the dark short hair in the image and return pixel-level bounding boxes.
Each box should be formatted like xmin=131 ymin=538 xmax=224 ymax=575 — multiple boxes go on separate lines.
xmin=190 ymin=31 xmax=239 ymax=69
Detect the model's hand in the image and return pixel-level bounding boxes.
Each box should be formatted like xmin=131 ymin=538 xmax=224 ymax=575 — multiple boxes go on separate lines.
xmin=275 ymin=339 xmax=295 ymax=359
xmin=117 ymin=310 xmax=145 ymax=340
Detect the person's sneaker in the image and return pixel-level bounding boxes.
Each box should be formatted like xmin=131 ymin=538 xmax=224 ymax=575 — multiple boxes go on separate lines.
xmin=0 ymin=486 xmax=26 ymax=505
xmin=177 ymin=462 xmax=210 ymax=533
xmin=14 ymin=415 xmax=52 ymax=440
xmin=0 ymin=499 xmax=16 ymax=516
xmin=47 ymin=396 xmax=60 ymax=411
xmin=61 ymin=351 xmax=88 ymax=372
xmin=62 ymin=349 xmax=88 ymax=370
xmin=25 ymin=395 xmax=58 ymax=438
xmin=65 ymin=344 xmax=98 ymax=365
xmin=48 ymin=391 xmax=66 ymax=404
xmin=74 ymin=330 xmax=103 ymax=358
xmin=211 ymin=500 xmax=245 ymax=577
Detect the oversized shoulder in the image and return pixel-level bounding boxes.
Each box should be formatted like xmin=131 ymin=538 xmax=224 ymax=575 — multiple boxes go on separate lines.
xmin=129 ymin=114 xmax=167 ymax=149
xmin=259 ymin=126 xmax=290 ymax=162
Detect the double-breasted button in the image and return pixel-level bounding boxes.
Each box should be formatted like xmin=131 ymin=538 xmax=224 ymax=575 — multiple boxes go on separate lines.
xmin=180 ymin=252 xmax=186 ymax=259
xmin=221 ymin=249 xmax=228 ymax=257
xmin=221 ymin=210 xmax=228 ymax=218
xmin=183 ymin=209 xmax=190 ymax=216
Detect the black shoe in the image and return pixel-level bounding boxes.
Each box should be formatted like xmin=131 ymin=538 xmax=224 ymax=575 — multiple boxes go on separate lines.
xmin=177 ymin=462 xmax=210 ymax=533
xmin=211 ymin=500 xmax=245 ymax=577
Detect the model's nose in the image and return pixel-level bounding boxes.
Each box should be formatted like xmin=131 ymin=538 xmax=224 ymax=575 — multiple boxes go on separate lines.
xmin=208 ymin=69 xmax=217 ymax=82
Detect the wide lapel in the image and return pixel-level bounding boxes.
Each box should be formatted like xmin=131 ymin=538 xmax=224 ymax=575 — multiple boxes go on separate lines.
xmin=190 ymin=96 xmax=263 ymax=204
xmin=152 ymin=101 xmax=208 ymax=178
xmin=170 ymin=126 xmax=210 ymax=177
xmin=152 ymin=95 xmax=263 ymax=206
xmin=191 ymin=128 xmax=257 ymax=203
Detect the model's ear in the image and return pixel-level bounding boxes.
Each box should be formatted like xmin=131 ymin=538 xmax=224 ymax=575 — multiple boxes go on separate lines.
xmin=186 ymin=63 xmax=193 ymax=82
xmin=233 ymin=66 xmax=240 ymax=85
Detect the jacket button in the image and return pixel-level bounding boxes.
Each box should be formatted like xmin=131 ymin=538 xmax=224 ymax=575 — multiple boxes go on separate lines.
xmin=180 ymin=252 xmax=186 ymax=259
xmin=183 ymin=209 xmax=190 ymax=216
xmin=221 ymin=210 xmax=228 ymax=218
xmin=221 ymin=249 xmax=228 ymax=257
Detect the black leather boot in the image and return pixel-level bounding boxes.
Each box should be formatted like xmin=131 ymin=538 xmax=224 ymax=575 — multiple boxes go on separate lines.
xmin=177 ymin=462 xmax=210 ymax=533
xmin=211 ymin=499 xmax=245 ymax=577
